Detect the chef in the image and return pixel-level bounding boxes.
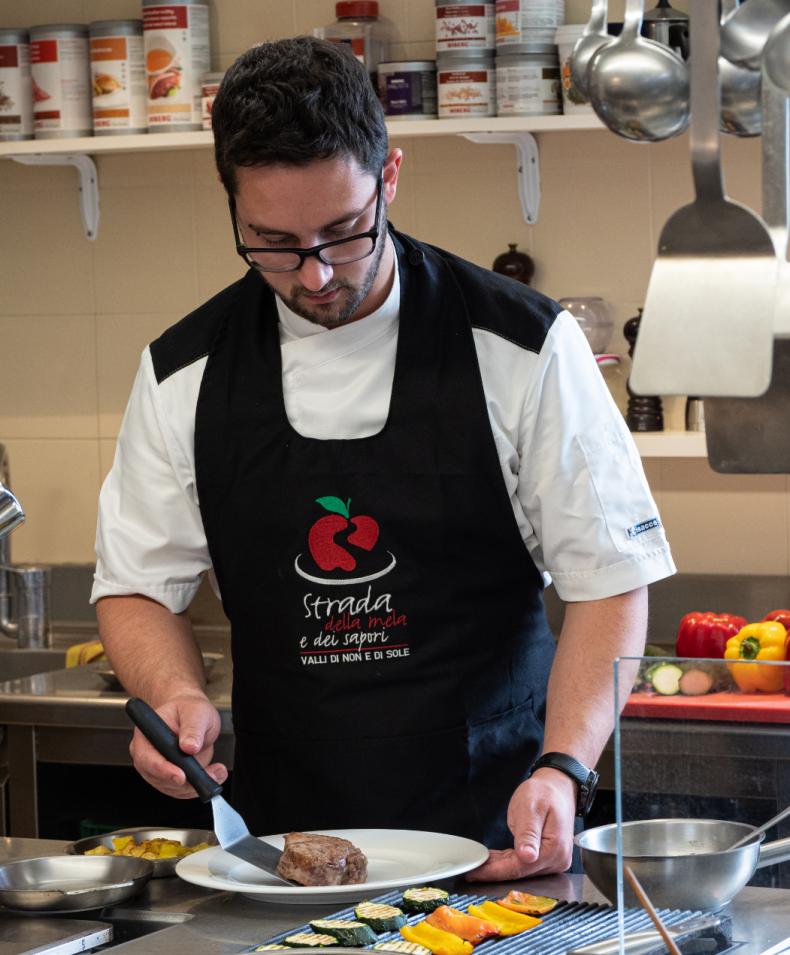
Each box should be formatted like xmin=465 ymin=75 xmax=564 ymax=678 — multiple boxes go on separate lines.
xmin=92 ymin=36 xmax=675 ymax=881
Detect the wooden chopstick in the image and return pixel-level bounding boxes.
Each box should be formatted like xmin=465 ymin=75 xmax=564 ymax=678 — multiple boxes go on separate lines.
xmin=623 ymin=864 xmax=683 ymax=955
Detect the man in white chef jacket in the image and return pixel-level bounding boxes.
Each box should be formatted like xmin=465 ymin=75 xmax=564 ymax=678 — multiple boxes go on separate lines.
xmin=92 ymin=36 xmax=675 ymax=879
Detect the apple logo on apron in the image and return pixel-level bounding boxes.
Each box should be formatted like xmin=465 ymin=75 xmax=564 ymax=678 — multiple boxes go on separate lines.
xmin=294 ymin=496 xmax=397 ymax=585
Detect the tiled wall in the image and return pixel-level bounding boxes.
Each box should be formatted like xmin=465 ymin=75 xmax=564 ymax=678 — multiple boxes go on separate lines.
xmin=1 ymin=0 xmax=783 ymax=578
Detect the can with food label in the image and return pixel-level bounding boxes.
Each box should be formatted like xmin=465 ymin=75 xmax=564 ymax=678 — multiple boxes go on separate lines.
xmin=435 ymin=3 xmax=495 ymax=54
xmin=0 ymin=29 xmax=33 ymax=140
xmin=495 ymin=47 xmax=560 ymax=116
xmin=30 ymin=23 xmax=92 ymax=139
xmin=378 ymin=61 xmax=437 ymax=119
xmin=495 ymin=0 xmax=565 ymax=49
xmin=437 ymin=51 xmax=495 ymax=117
xmin=89 ymin=20 xmax=147 ymax=135
xmin=201 ymin=71 xmax=224 ymax=130
xmin=143 ymin=0 xmax=210 ymax=132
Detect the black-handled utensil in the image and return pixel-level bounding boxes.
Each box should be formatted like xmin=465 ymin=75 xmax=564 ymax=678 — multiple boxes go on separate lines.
xmin=125 ymin=697 xmax=295 ymax=884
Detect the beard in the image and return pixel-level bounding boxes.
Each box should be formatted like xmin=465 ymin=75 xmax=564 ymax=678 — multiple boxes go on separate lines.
xmin=265 ymin=229 xmax=387 ymax=330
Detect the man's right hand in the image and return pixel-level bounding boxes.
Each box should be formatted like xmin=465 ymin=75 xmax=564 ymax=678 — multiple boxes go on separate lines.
xmin=129 ymin=693 xmax=228 ymax=799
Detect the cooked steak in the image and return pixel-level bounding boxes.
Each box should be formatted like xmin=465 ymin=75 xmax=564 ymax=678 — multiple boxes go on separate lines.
xmin=276 ymin=831 xmax=369 ymax=886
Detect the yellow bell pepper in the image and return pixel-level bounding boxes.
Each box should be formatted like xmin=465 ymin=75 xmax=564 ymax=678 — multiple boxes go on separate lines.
xmin=466 ymin=902 xmax=542 ymax=935
xmin=400 ymin=922 xmax=474 ymax=955
xmin=725 ymin=621 xmax=786 ymax=693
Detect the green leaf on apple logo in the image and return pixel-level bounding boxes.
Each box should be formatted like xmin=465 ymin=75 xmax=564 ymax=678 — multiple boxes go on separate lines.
xmin=315 ymin=496 xmax=350 ymax=519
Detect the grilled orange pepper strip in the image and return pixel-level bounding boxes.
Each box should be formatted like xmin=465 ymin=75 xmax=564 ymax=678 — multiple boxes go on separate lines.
xmin=425 ymin=906 xmax=500 ymax=944
xmin=401 ymin=922 xmax=474 ymax=955
xmin=467 ymin=902 xmax=542 ymax=935
xmin=496 ymin=891 xmax=558 ymax=916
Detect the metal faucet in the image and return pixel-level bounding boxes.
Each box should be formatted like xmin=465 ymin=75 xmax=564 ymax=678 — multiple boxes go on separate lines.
xmin=0 ymin=444 xmax=52 ymax=649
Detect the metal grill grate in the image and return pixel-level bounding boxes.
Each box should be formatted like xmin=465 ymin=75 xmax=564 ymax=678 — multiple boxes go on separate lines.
xmin=246 ymin=889 xmax=723 ymax=954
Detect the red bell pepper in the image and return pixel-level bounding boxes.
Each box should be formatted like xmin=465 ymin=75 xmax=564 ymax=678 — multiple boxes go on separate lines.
xmin=764 ymin=610 xmax=790 ymax=695
xmin=675 ymin=611 xmax=747 ymax=658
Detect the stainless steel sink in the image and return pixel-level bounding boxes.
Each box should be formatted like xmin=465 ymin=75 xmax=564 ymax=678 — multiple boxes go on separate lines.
xmin=0 ymin=647 xmax=67 ymax=681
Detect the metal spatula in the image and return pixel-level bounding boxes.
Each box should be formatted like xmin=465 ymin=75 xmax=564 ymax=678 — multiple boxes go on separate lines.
xmin=630 ymin=0 xmax=778 ymax=398
xmin=126 ymin=698 xmax=296 ymax=884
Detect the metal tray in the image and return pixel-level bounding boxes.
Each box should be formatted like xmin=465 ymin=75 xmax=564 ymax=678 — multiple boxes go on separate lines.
xmin=67 ymin=826 xmax=217 ymax=878
xmin=0 ymin=854 xmax=153 ymax=914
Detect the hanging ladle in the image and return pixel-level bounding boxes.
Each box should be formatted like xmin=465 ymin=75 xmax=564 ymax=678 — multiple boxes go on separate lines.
xmin=719 ymin=0 xmax=762 ymax=137
xmin=569 ymin=0 xmax=612 ymax=102
xmin=720 ymin=0 xmax=790 ymax=70
xmin=586 ymin=0 xmax=689 ymax=142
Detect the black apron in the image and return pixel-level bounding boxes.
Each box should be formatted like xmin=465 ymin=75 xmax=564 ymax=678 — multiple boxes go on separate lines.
xmin=194 ymin=228 xmax=556 ymax=847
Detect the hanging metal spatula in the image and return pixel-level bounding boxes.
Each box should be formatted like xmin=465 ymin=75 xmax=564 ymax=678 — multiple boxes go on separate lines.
xmin=630 ymin=0 xmax=778 ymax=398
xmin=126 ymin=697 xmax=296 ymax=884
xmin=704 ymin=20 xmax=790 ymax=473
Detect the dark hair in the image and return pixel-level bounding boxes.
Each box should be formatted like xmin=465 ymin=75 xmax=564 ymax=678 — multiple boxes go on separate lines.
xmin=212 ymin=36 xmax=388 ymax=195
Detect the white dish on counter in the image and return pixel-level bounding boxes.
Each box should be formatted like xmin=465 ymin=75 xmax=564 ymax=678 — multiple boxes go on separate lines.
xmin=174 ymin=828 xmax=488 ymax=904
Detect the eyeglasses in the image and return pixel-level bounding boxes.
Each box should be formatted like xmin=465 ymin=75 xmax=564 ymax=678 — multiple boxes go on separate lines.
xmin=230 ymin=176 xmax=383 ymax=274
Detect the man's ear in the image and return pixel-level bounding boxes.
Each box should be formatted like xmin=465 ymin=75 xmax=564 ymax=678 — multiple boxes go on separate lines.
xmin=382 ymin=148 xmax=403 ymax=205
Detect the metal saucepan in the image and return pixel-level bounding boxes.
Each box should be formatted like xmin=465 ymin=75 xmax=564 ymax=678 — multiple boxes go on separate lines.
xmin=67 ymin=826 xmax=217 ymax=878
xmin=0 ymin=854 xmax=153 ymax=913
xmin=576 ymin=818 xmax=790 ymax=911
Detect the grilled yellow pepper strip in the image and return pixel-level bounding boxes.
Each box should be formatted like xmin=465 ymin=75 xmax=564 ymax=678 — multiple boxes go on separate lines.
xmin=400 ymin=922 xmax=474 ymax=955
xmin=725 ymin=621 xmax=786 ymax=693
xmin=466 ymin=902 xmax=542 ymax=935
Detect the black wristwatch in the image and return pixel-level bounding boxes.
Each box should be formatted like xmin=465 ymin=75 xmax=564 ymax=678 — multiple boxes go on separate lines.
xmin=528 ymin=752 xmax=600 ymax=817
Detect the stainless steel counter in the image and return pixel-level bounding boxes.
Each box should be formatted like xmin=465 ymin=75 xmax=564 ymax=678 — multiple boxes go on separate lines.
xmin=0 ymin=636 xmax=232 ymax=837
xmin=1 ymin=838 xmax=790 ymax=954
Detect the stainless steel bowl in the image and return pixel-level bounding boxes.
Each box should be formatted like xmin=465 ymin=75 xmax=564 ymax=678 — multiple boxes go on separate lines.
xmin=68 ymin=826 xmax=217 ymax=878
xmin=575 ymin=818 xmax=778 ymax=911
xmin=0 ymin=854 xmax=153 ymax=913
xmin=92 ymin=652 xmax=223 ymax=689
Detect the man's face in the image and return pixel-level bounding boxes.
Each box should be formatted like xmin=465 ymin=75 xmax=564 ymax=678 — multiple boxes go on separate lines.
xmin=233 ymin=157 xmax=396 ymax=329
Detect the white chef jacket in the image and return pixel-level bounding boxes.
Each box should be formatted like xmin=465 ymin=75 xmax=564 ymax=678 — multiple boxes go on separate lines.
xmin=92 ymin=260 xmax=675 ymax=612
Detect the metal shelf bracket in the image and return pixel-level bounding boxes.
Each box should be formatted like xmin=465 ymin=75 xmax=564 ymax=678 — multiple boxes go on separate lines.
xmin=11 ymin=153 xmax=99 ymax=240
xmin=460 ymin=131 xmax=540 ymax=225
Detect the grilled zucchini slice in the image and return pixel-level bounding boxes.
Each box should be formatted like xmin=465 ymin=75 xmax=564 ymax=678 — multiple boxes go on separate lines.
xmin=284 ymin=934 xmax=338 ymax=948
xmin=355 ymin=901 xmax=407 ymax=932
xmin=309 ymin=919 xmax=378 ymax=946
xmin=254 ymin=946 xmax=292 ymax=952
xmin=373 ymin=942 xmax=431 ymax=955
xmin=401 ymin=887 xmax=450 ymax=914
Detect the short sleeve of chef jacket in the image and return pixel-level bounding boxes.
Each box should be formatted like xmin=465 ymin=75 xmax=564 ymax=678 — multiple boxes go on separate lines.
xmin=91 ymin=277 xmax=675 ymax=612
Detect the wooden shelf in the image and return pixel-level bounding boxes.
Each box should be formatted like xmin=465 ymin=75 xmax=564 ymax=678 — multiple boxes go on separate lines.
xmin=633 ymin=430 xmax=707 ymax=458
xmin=0 ymin=114 xmax=604 ymax=159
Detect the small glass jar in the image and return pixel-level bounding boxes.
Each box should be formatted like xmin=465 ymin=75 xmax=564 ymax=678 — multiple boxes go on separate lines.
xmin=558 ymin=296 xmax=614 ymax=354
xmin=320 ymin=1 xmax=392 ymax=86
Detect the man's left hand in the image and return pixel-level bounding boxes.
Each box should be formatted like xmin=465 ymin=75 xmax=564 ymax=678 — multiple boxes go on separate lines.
xmin=465 ymin=768 xmax=576 ymax=881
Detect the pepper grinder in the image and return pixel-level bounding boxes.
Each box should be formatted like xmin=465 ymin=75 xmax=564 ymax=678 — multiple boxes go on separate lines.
xmin=492 ymin=243 xmax=535 ymax=285
xmin=624 ymin=309 xmax=664 ymax=432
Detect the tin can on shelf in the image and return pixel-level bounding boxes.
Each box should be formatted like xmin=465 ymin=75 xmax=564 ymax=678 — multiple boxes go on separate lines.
xmin=496 ymin=47 xmax=560 ymax=116
xmin=495 ymin=0 xmax=565 ymax=49
xmin=378 ymin=60 xmax=437 ymax=120
xmin=435 ymin=3 xmax=495 ymax=54
xmin=89 ymin=20 xmax=146 ymax=135
xmin=201 ymin=71 xmax=224 ymax=130
xmin=30 ymin=23 xmax=92 ymax=139
xmin=0 ymin=28 xmax=33 ymax=141
xmin=143 ymin=0 xmax=210 ymax=132
xmin=437 ymin=51 xmax=495 ymax=118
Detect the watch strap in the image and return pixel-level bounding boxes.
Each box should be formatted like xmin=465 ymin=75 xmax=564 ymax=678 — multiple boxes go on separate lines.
xmin=529 ymin=751 xmax=599 ymax=817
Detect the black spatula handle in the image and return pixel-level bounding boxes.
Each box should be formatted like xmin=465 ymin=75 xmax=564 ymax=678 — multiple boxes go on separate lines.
xmin=126 ymin=697 xmax=222 ymax=803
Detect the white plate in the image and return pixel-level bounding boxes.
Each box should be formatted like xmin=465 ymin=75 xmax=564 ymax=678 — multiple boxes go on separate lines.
xmin=175 ymin=828 xmax=488 ymax=904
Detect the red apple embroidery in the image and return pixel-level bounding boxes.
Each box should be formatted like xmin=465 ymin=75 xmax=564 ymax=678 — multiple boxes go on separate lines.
xmin=308 ymin=497 xmax=380 ymax=572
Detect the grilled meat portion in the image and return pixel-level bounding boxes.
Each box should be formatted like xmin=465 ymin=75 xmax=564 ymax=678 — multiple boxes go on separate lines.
xmin=276 ymin=831 xmax=368 ymax=886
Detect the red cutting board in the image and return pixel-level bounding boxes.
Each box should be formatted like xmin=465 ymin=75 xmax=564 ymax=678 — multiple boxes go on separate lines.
xmin=624 ymin=690 xmax=790 ymax=722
